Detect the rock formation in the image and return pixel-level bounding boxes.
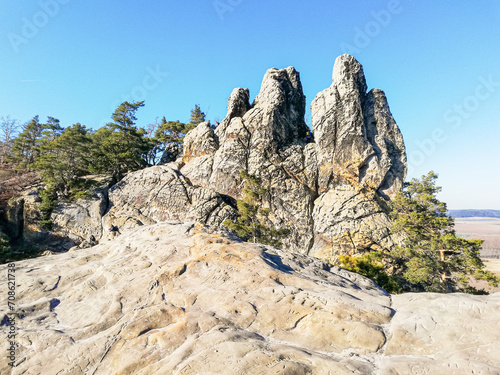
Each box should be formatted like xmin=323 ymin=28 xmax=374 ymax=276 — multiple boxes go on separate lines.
xmin=310 ymin=55 xmax=406 ymax=258
xmin=178 ymin=54 xmax=407 ymax=259
xmin=52 ymin=187 xmax=108 ymax=243
xmin=1 ymin=222 xmax=498 ymax=374
xmin=100 ymin=165 xmax=236 ymax=242
xmin=5 ymin=54 xmax=406 ymax=263
xmin=4 ymin=181 xmax=109 ymax=251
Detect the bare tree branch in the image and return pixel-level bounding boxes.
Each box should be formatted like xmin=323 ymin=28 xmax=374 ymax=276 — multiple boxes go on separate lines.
xmin=0 ymin=116 xmax=20 ymax=164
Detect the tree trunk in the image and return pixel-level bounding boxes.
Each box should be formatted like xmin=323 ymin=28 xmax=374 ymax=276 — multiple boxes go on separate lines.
xmin=439 ymin=248 xmax=451 ymax=292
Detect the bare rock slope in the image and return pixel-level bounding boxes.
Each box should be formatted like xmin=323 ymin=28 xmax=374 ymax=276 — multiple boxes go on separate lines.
xmin=1 ymin=222 xmax=499 ymax=374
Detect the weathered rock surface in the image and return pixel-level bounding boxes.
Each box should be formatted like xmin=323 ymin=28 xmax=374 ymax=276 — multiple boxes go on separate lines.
xmin=311 ymin=186 xmax=392 ymax=259
xmin=309 ymin=55 xmax=406 ymax=259
xmin=381 ymin=292 xmax=500 ymax=374
xmin=101 ymin=165 xmax=236 ymax=241
xmin=213 ymin=87 xmax=251 ymax=144
xmin=4 ymin=189 xmax=78 ymax=250
xmin=51 ymin=188 xmax=108 ymax=243
xmin=1 ymin=222 xmax=498 ymax=374
xmin=181 ymin=66 xmax=318 ymax=252
xmin=5 ymin=190 xmax=46 ymax=242
xmin=181 ymin=121 xmax=218 ymax=187
xmin=178 ymin=54 xmax=406 ymax=257
xmin=3 ymin=176 xmax=111 ymax=250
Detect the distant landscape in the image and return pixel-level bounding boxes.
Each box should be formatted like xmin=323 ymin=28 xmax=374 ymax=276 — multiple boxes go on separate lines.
xmin=451 ymin=212 xmax=500 ymax=290
xmin=453 ymin=214 xmax=500 ymax=259
xmin=449 ymin=209 xmax=500 ymax=218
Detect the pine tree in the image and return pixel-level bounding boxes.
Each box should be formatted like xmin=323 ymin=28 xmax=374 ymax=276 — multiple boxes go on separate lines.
xmin=34 ymin=123 xmax=91 ymax=198
xmin=40 ymin=117 xmax=63 ymax=145
xmin=187 ymin=104 xmax=206 ymax=130
xmin=152 ymin=115 xmax=201 ymax=164
xmin=389 ymin=171 xmax=499 ymax=293
xmin=154 ymin=117 xmax=188 ymax=146
xmin=11 ymin=116 xmax=65 ymax=168
xmin=142 ymin=118 xmax=163 ymax=166
xmin=12 ymin=116 xmax=45 ymax=167
xmin=224 ymin=170 xmax=289 ymax=247
xmin=90 ymin=101 xmax=149 ymax=182
xmin=340 ymin=172 xmax=499 ymax=294
xmin=338 ymin=252 xmax=402 ymax=293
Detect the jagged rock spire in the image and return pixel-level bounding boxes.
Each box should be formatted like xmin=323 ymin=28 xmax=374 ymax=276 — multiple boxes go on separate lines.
xmin=311 ymin=54 xmax=406 ymax=197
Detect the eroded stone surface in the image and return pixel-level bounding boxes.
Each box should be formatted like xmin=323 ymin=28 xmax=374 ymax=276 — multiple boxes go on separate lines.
xmin=310 ymin=54 xmax=406 ymax=258
xmin=183 ymin=65 xmax=316 ymax=252
xmin=101 ymin=165 xmax=236 ymax=241
xmin=381 ymin=292 xmax=500 ymax=374
xmin=178 ymin=54 xmax=407 ymax=256
xmin=0 ymin=222 xmax=391 ymax=374
xmin=1 ymin=222 xmax=498 ymax=375
xmin=51 ymin=188 xmax=108 ymax=243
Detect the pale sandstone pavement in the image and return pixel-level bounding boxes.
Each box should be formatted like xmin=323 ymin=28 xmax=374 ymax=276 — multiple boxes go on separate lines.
xmin=1 ymin=222 xmax=499 ymax=374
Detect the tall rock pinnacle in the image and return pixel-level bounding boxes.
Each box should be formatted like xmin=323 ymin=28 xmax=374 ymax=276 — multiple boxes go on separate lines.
xmin=310 ymin=54 xmax=406 ymax=260
xmin=311 ymin=54 xmax=406 ymax=198
xmin=176 ymin=55 xmax=407 ymax=257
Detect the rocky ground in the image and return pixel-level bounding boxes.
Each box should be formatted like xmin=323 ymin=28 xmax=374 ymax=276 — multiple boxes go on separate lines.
xmin=1 ymin=222 xmax=499 ymax=374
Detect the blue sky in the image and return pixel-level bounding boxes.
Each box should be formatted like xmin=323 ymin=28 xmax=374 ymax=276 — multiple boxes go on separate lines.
xmin=1 ymin=1 xmax=499 ymax=209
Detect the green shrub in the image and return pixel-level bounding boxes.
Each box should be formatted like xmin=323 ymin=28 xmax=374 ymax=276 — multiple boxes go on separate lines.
xmin=224 ymin=170 xmax=289 ymax=247
xmin=38 ymin=188 xmax=57 ymax=229
xmin=339 ymin=252 xmax=402 ymax=294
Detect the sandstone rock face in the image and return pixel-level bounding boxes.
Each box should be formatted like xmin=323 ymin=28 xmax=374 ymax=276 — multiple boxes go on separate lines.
xmin=309 ymin=54 xmax=406 ymax=259
xmin=178 ymin=54 xmax=406 ymax=257
xmin=312 ymin=54 xmax=370 ymax=194
xmin=181 ymin=121 xmax=218 ymax=187
xmin=182 ymin=121 xmax=218 ymax=164
xmin=4 ymin=195 xmax=25 ymax=239
xmin=101 ymin=165 xmax=236 ymax=241
xmin=363 ymin=88 xmax=407 ymax=199
xmin=1 ymin=222 xmax=498 ymax=374
xmin=209 ymin=116 xmax=250 ymax=196
xmin=51 ymin=188 xmax=108 ymax=243
xmin=214 ymin=87 xmax=251 ymax=143
xmin=311 ymin=186 xmax=393 ymax=258
xmin=310 ymin=55 xmax=406 ymax=196
xmin=181 ymin=66 xmax=317 ymax=251
xmin=3 ymin=176 xmax=111 ymax=249
xmin=5 ymin=190 xmax=49 ymax=243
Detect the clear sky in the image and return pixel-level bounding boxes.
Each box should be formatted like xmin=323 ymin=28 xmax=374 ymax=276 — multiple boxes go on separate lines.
xmin=1 ymin=1 xmax=499 ymax=209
